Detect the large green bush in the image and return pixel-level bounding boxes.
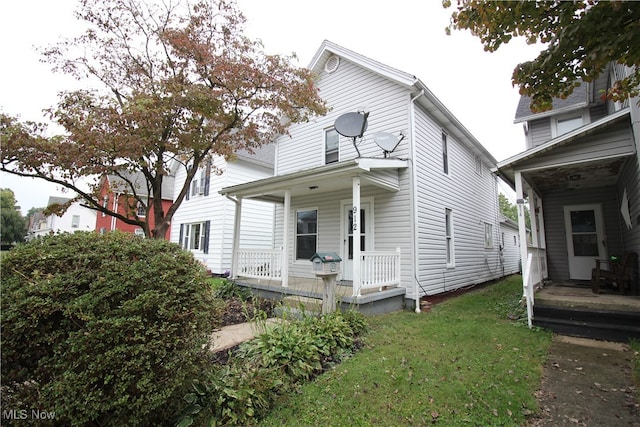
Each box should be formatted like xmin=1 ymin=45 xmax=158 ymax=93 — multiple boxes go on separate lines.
xmin=1 ymin=232 xmax=223 ymax=426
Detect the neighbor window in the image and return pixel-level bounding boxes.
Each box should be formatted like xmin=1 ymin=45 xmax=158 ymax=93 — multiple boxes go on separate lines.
xmin=296 ymin=209 xmax=317 ymax=260
xmin=553 ymin=113 xmax=587 ymax=137
xmin=183 ymin=223 xmax=204 ymax=250
xmin=475 ymin=156 xmax=482 ymax=175
xmin=485 ymin=222 xmax=493 ymax=248
xmin=442 ymin=131 xmax=449 ymax=174
xmin=325 ymin=128 xmax=339 ymax=164
xmin=134 ymin=228 xmax=145 ymax=237
xmin=102 ymin=196 xmax=108 ymax=217
xmin=136 ymin=201 xmax=146 ymax=217
xmin=445 ymin=208 xmax=454 ymax=266
xmin=71 ymin=215 xmax=80 ymax=228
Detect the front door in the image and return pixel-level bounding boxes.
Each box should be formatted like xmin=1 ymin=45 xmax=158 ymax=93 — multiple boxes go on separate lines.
xmin=342 ymin=203 xmax=370 ymax=281
xmin=563 ymin=204 xmax=607 ymax=280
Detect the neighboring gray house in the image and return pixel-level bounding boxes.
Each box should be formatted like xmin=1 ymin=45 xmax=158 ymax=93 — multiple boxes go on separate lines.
xmin=220 ymin=40 xmax=511 ymax=311
xmin=499 ymin=214 xmax=522 ymax=276
xmin=496 ymin=63 xmax=640 ymax=309
xmin=170 ymin=147 xmax=276 ymax=274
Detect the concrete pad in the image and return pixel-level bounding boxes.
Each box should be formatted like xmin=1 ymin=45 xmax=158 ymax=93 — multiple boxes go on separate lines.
xmin=208 ymin=318 xmax=283 ymax=352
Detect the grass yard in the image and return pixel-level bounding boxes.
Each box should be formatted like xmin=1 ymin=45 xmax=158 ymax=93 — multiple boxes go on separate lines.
xmin=258 ymin=275 xmax=553 ymax=426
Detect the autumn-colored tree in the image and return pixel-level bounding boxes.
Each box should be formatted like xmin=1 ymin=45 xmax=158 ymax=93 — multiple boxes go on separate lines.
xmin=444 ymin=0 xmax=640 ymax=112
xmin=0 ymin=0 xmax=326 ymax=238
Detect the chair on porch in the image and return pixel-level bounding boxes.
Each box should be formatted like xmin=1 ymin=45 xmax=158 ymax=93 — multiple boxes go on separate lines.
xmin=591 ymin=252 xmax=636 ymax=294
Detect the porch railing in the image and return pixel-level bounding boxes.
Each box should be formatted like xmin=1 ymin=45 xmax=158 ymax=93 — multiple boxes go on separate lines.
xmin=523 ymin=246 xmax=547 ymax=329
xmin=236 ymin=249 xmax=283 ymax=281
xmin=357 ymin=248 xmax=401 ymax=296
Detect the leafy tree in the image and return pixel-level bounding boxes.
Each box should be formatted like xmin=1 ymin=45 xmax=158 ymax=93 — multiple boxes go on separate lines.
xmin=499 ymin=192 xmax=531 ymax=230
xmin=0 ymin=0 xmax=327 ymax=238
xmin=0 ymin=188 xmax=26 ymax=245
xmin=444 ymin=0 xmax=640 ymax=112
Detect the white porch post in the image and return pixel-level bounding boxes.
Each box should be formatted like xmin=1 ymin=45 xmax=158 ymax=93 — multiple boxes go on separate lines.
xmin=230 ymin=196 xmax=242 ymax=279
xmin=352 ymin=177 xmax=361 ymax=297
xmin=282 ymin=190 xmax=290 ymax=287
xmin=515 ymin=172 xmax=533 ymax=328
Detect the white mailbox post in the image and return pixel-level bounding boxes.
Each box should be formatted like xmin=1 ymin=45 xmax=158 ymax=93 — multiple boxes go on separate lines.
xmin=310 ymin=252 xmax=342 ymax=313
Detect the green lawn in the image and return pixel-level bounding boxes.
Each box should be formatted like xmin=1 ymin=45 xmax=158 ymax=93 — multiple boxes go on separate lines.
xmin=259 ymin=276 xmax=553 ymax=426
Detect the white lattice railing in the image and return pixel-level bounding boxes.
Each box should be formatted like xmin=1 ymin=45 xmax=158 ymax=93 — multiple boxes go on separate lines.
xmin=236 ymin=249 xmax=283 ymax=281
xmin=357 ymin=248 xmax=401 ymax=295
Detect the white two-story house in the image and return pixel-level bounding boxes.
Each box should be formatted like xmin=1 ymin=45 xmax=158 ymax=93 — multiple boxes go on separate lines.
xmin=170 ymin=146 xmax=276 ymax=275
xmin=219 ymin=40 xmax=513 ymax=312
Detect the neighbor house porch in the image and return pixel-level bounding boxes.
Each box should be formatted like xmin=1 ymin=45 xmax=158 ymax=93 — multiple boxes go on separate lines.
xmin=496 ymin=108 xmax=640 ymax=334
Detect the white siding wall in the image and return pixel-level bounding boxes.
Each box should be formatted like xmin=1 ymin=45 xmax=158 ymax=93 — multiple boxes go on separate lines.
xmin=276 ymin=58 xmax=411 ymax=175
xmin=273 ymin=56 xmax=415 ymax=290
xmin=170 ymin=156 xmax=274 ymax=274
xmin=34 ymin=201 xmax=97 ymax=237
xmin=413 ymin=105 xmax=503 ymax=295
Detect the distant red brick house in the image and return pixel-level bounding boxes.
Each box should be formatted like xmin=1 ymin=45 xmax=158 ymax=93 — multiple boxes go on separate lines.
xmin=95 ymin=172 xmax=174 ymax=239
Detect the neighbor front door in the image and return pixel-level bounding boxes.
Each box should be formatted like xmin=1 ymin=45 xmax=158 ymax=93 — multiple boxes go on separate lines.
xmin=342 ymin=203 xmax=370 ymax=281
xmin=563 ymin=204 xmax=607 ymax=281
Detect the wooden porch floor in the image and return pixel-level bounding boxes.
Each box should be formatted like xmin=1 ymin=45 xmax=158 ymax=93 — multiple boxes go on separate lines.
xmin=233 ymin=276 xmax=408 ymax=315
xmin=535 ymin=282 xmax=640 ymax=312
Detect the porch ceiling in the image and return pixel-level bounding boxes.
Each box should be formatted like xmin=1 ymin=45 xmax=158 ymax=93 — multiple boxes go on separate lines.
xmin=520 ymin=156 xmax=628 ymax=192
xmin=220 ymin=157 xmax=409 ymax=202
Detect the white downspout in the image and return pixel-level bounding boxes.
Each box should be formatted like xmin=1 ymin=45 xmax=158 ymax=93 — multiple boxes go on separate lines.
xmin=410 ymin=89 xmax=424 ymax=313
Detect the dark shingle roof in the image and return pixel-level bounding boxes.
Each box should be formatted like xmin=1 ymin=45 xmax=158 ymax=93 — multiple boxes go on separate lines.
xmin=514 ymin=80 xmax=589 ymax=122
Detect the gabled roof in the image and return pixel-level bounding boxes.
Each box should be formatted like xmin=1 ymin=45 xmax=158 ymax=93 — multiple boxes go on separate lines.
xmin=105 ymin=171 xmax=175 ymax=201
xmin=308 ymin=40 xmax=498 ymax=168
xmin=514 ymin=80 xmax=590 ymax=124
xmin=47 ymin=196 xmax=73 ymax=207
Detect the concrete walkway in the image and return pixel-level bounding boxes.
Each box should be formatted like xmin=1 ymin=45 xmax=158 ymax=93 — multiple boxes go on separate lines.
xmin=208 ymin=318 xmax=283 ymax=352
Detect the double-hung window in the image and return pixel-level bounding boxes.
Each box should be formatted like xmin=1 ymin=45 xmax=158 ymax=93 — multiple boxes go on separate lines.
xmin=296 ymin=209 xmax=317 ymax=260
xmin=485 ymin=222 xmax=494 ymax=248
xmin=325 ymin=128 xmax=339 ymax=164
xmin=445 ymin=208 xmax=454 ymax=266
xmin=181 ymin=222 xmax=208 ymax=252
xmin=136 ymin=201 xmax=146 ymax=217
xmin=71 ymin=215 xmax=80 ymax=229
xmin=442 ymin=131 xmax=449 ymax=174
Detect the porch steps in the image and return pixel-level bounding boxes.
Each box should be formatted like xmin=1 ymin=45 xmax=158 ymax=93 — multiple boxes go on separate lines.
xmin=275 ymin=295 xmax=323 ymax=319
xmin=533 ymin=305 xmax=640 ymax=342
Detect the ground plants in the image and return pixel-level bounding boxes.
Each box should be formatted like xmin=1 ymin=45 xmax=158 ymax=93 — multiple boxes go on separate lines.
xmin=1 ymin=232 xmax=223 ymax=426
xmin=258 ymin=276 xmax=553 ymax=426
xmin=175 ymin=310 xmax=368 ymax=426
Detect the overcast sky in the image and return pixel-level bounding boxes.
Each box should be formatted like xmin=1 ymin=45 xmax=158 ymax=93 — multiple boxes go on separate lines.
xmin=0 ymin=0 xmax=542 ymax=212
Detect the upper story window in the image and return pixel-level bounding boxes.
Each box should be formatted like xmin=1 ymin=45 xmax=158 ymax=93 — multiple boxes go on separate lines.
xmin=325 ymin=128 xmax=339 ymax=164
xmin=475 ymin=156 xmax=482 ymax=175
xmin=71 ymin=215 xmax=80 ymax=228
xmin=442 ymin=131 xmax=449 ymax=175
xmin=102 ymin=196 xmax=108 ymax=217
xmin=552 ymin=112 xmax=588 ymax=138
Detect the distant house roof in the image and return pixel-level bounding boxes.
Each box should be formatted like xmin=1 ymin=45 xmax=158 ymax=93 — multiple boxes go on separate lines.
xmin=106 ymin=171 xmax=175 ymax=201
xmin=514 ymin=80 xmax=590 ymax=124
xmin=47 ymin=196 xmax=73 ymax=207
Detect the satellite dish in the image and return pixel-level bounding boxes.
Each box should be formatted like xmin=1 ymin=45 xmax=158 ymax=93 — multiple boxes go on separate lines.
xmin=334 ymin=111 xmax=370 ymax=158
xmin=334 ymin=112 xmax=369 ymax=138
xmin=373 ymin=131 xmax=404 ymax=157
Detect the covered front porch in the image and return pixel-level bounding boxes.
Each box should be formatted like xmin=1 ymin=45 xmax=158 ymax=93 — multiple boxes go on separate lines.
xmin=496 ymin=107 xmax=640 ymax=333
xmin=219 ymin=157 xmax=413 ymax=313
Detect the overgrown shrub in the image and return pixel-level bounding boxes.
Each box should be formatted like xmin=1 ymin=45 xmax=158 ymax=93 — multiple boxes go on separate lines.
xmin=1 ymin=232 xmax=223 ymax=426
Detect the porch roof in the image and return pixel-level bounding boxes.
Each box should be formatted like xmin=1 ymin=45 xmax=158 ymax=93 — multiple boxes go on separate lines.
xmin=219 ymin=157 xmax=409 ymax=202
xmin=494 ymin=108 xmax=633 ymax=192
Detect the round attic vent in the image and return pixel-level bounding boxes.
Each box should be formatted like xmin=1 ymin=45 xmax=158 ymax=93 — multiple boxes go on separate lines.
xmin=324 ymin=55 xmax=340 ymax=73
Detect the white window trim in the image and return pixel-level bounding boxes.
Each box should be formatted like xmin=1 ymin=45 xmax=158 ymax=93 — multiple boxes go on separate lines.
xmin=485 ymin=222 xmax=494 ymax=249
xmin=551 ymin=111 xmax=589 ymax=138
xmin=445 ymin=208 xmax=455 ymax=268
xmin=324 ymin=127 xmax=339 ymax=165
xmin=184 ymin=222 xmax=206 ymax=252
xmin=294 ymin=207 xmax=318 ymax=262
